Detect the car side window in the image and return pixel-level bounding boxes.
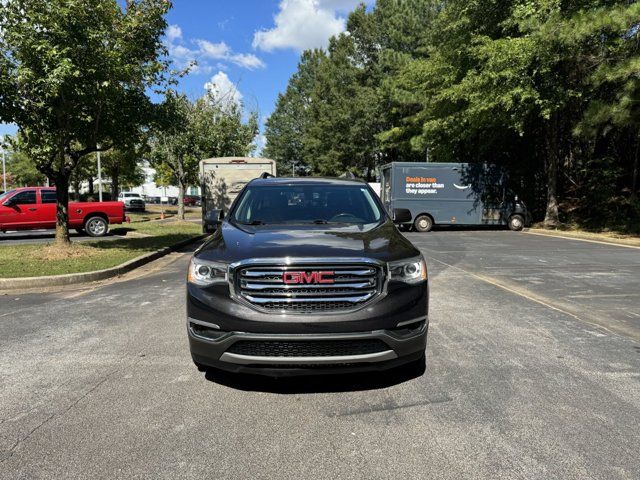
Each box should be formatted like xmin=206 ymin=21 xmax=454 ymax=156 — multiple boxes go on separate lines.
xmin=11 ymin=190 xmax=37 ymax=205
xmin=41 ymin=191 xmax=57 ymax=204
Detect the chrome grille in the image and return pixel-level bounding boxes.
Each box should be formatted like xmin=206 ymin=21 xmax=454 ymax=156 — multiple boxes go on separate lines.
xmin=236 ymin=264 xmax=383 ymax=313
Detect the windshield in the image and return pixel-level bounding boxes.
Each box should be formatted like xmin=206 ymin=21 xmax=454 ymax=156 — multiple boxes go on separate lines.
xmin=231 ymin=185 xmax=384 ymax=225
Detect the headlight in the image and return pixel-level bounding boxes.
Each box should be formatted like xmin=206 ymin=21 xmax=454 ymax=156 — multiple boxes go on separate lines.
xmin=187 ymin=258 xmax=228 ymax=286
xmin=388 ymin=255 xmax=427 ymax=284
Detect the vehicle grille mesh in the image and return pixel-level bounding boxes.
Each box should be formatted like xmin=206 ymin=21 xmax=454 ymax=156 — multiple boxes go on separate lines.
xmin=227 ymin=339 xmax=389 ymax=357
xmin=235 ymin=264 xmax=383 ymax=313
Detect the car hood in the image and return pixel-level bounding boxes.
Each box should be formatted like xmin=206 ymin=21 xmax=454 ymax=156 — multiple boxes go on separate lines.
xmin=196 ymin=220 xmax=420 ymax=264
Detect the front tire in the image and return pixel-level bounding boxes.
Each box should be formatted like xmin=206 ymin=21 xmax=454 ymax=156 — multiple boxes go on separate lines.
xmin=414 ymin=215 xmax=434 ymax=233
xmin=508 ymin=214 xmax=525 ymax=231
xmin=84 ymin=216 xmax=109 ymax=237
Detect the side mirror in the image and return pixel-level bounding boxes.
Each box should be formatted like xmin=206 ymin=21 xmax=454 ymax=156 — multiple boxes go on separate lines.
xmin=203 ymin=209 xmax=224 ymax=234
xmin=393 ymin=208 xmax=412 ymax=224
xmin=3 ymin=198 xmax=16 ymax=207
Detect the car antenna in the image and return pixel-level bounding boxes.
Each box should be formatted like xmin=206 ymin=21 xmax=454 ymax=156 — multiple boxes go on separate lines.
xmin=259 ymin=172 xmax=275 ymax=179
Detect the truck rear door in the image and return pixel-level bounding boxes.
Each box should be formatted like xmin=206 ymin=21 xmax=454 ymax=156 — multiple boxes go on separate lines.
xmin=38 ymin=189 xmax=58 ymax=229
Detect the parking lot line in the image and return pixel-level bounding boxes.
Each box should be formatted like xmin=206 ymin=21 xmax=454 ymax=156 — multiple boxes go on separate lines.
xmin=425 ymin=255 xmax=622 ymax=339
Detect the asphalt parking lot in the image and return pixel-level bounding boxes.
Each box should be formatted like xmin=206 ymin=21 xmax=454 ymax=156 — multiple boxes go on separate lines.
xmin=1 ymin=230 xmax=639 ymax=479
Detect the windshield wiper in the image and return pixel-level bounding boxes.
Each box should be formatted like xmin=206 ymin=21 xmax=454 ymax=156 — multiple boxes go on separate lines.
xmin=312 ymin=219 xmax=328 ymax=225
xmin=240 ymin=220 xmax=266 ymax=226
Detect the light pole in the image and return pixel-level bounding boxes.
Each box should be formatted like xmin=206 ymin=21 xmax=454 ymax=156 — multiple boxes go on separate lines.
xmin=97 ymin=147 xmax=103 ymax=202
xmin=1 ymin=136 xmax=6 ymax=193
xmin=292 ymin=161 xmax=298 ymax=177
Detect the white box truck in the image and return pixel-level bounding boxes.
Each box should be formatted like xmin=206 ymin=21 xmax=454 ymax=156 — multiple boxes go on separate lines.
xmin=200 ymin=157 xmax=276 ymax=231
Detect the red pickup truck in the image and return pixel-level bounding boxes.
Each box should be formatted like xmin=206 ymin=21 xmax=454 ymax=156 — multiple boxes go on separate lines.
xmin=0 ymin=187 xmax=126 ymax=237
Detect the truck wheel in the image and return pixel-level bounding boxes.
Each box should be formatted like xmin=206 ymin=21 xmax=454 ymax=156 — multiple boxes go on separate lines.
xmin=414 ymin=215 xmax=433 ymax=233
xmin=508 ymin=214 xmax=525 ymax=232
xmin=84 ymin=216 xmax=109 ymax=237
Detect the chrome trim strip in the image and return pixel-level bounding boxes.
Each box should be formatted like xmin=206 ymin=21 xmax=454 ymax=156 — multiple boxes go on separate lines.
xmin=241 ymin=291 xmax=376 ymax=299
xmin=187 ymin=317 xmax=220 ymax=330
xmin=243 ymin=293 xmax=375 ymax=304
xmin=219 ymin=350 xmax=397 ymax=365
xmin=229 ymin=257 xmax=387 ymax=268
xmin=241 ymin=281 xmax=374 ymax=290
xmin=396 ymin=316 xmax=428 ymax=328
xmin=240 ymin=268 xmax=376 ymax=277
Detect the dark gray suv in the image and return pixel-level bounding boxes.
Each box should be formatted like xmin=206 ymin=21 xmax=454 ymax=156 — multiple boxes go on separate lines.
xmin=187 ymin=177 xmax=429 ymax=376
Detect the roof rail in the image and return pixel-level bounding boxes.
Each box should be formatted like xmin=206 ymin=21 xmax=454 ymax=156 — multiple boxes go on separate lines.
xmin=259 ymin=172 xmax=275 ymax=179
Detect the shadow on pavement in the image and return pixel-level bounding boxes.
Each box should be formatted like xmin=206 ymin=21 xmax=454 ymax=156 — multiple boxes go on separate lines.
xmin=203 ymin=359 xmax=426 ymax=394
xmin=408 ymin=224 xmax=511 ymax=233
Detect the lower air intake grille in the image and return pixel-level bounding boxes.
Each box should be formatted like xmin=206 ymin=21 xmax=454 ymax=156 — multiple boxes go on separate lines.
xmin=227 ymin=339 xmax=389 ymax=357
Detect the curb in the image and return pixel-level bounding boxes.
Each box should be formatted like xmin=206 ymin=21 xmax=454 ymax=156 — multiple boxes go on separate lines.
xmin=0 ymin=234 xmax=208 ymax=291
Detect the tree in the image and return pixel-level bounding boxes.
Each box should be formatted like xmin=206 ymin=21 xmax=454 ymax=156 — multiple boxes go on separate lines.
xmin=151 ymin=92 xmax=258 ymax=219
xmin=264 ymin=50 xmax=325 ymax=175
xmin=264 ymin=1 xmax=439 ymax=179
xmin=0 ymin=0 xmax=171 ymax=244
xmin=571 ymin=3 xmax=640 ymax=202
xmin=381 ymin=0 xmax=639 ymax=227
xmin=3 ymin=135 xmax=47 ymax=187
xmin=102 ymin=147 xmax=146 ymax=198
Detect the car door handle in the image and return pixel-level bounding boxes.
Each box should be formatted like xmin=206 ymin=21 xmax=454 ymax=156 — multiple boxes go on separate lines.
xmin=28 ymin=208 xmax=37 ymax=211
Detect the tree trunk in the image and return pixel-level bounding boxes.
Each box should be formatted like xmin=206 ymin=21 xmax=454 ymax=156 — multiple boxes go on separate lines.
xmin=544 ymin=119 xmax=561 ymax=228
xmin=88 ymin=177 xmax=94 ymax=195
xmin=71 ymin=179 xmax=81 ymax=201
xmin=111 ymin=164 xmax=120 ymax=200
xmin=177 ymin=180 xmax=185 ymax=220
xmin=55 ymin=174 xmax=71 ymax=245
xmin=632 ymin=133 xmax=639 ymax=202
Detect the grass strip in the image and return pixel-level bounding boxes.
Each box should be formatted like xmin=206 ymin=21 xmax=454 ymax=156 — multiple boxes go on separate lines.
xmin=0 ymin=220 xmax=202 ymax=278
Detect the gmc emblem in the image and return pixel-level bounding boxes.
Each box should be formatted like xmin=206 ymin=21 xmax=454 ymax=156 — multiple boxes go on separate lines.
xmin=283 ymin=271 xmax=334 ymax=284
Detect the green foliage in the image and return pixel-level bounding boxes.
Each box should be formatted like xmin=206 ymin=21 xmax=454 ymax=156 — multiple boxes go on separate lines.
xmin=266 ymin=0 xmax=640 ymax=229
xmin=100 ymin=147 xmax=146 ymax=197
xmin=0 ymin=0 xmax=172 ymax=242
xmin=2 ymin=135 xmax=47 ymax=187
xmin=263 ymin=50 xmax=325 ymax=175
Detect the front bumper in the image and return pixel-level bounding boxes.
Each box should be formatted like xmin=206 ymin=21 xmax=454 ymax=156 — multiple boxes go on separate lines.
xmin=188 ymin=316 xmax=428 ymax=376
xmin=187 ymin=269 xmax=429 ymax=375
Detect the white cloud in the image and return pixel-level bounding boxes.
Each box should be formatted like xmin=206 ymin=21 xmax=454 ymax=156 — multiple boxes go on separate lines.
xmin=195 ymin=40 xmax=265 ymax=70
xmin=166 ymin=24 xmax=183 ymax=43
xmin=253 ymin=0 xmax=369 ymax=52
xmin=204 ymin=72 xmax=243 ymax=110
xmin=170 ymin=44 xmax=195 ymax=60
xmin=229 ymin=53 xmax=265 ymax=70
xmin=195 ymin=40 xmax=231 ymax=59
xmin=253 ymin=134 xmax=267 ymax=156
xmin=166 ymin=25 xmax=265 ymax=72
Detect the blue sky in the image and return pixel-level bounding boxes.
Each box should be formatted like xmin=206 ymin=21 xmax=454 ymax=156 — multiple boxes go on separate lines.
xmin=1 ymin=0 xmax=371 ymax=151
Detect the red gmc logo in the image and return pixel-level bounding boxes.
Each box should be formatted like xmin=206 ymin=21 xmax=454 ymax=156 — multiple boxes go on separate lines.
xmin=283 ymin=271 xmax=335 ymax=284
